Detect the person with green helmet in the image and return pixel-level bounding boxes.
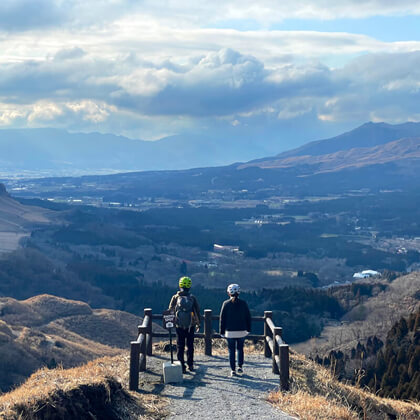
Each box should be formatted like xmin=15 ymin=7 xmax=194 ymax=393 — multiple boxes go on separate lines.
xmin=168 ymin=276 xmax=201 ymax=373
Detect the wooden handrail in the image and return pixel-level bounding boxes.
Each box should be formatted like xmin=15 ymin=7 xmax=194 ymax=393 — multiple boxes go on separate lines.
xmin=129 ymin=308 xmax=153 ymax=390
xmin=130 ymin=307 xmax=290 ymax=392
xmin=275 ymin=334 xmax=285 ymax=347
xmin=268 ymin=324 xmax=289 ymax=390
xmin=266 ymin=335 xmax=274 ymax=353
xmin=265 ymin=317 xmax=275 ymax=334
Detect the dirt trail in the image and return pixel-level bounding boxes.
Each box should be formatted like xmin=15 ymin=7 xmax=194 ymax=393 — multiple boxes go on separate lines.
xmin=139 ymin=354 xmax=295 ymax=419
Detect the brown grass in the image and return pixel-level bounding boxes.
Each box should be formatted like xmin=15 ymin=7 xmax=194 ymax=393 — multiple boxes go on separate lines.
xmin=269 ymin=390 xmax=358 ymax=420
xmin=295 ymin=273 xmax=420 ymax=357
xmin=268 ymin=352 xmax=420 ymax=420
xmin=0 ymin=353 xmax=167 ymax=419
xmin=0 ymin=294 xmax=166 ymax=392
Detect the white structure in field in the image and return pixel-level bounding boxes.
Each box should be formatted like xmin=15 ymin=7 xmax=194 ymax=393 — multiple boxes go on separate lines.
xmin=213 ymin=244 xmax=244 ymax=255
xmin=353 ymin=270 xmax=381 ymax=279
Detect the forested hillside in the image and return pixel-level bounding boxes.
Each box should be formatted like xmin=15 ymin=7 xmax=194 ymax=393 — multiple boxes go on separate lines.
xmin=362 ymin=309 xmax=420 ymax=400
xmin=316 ymin=308 xmax=420 ymax=401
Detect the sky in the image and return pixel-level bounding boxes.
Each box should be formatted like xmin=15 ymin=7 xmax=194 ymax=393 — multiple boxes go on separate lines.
xmin=0 ymin=0 xmax=419 ymax=145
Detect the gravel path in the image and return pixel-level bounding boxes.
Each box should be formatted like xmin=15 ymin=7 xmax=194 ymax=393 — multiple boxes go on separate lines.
xmin=139 ymin=354 xmax=294 ymax=419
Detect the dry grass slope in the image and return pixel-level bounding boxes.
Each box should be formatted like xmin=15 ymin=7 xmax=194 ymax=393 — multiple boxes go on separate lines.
xmin=1 ymin=340 xmax=419 ymax=419
xmin=0 ymin=294 xmax=164 ymax=392
xmin=0 ymin=353 xmax=166 ymax=419
xmin=0 ymin=190 xmax=53 ymax=253
xmin=269 ymin=352 xmax=420 ymax=420
xmin=294 ymin=273 xmax=420 ymax=357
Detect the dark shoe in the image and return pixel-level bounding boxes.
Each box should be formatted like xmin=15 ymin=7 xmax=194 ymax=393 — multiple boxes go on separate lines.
xmin=182 ymin=365 xmax=187 ymax=374
xmin=188 ymin=365 xmax=195 ymax=372
xmin=230 ymin=370 xmax=237 ymax=377
xmin=237 ymin=367 xmax=243 ymax=374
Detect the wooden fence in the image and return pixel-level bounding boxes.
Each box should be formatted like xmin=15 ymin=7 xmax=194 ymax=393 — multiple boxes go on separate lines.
xmin=129 ymin=308 xmax=289 ymax=391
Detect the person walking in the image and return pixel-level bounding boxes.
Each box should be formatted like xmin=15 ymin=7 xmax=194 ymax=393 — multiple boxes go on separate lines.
xmin=168 ymin=276 xmax=201 ymax=373
xmin=219 ymin=283 xmax=251 ymax=377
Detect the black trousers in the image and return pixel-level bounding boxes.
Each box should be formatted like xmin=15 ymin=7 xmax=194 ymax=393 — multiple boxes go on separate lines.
xmin=176 ymin=326 xmax=195 ymax=367
xmin=227 ymin=337 xmax=245 ymax=371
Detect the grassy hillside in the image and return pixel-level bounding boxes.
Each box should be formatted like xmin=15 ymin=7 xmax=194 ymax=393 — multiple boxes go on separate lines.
xmin=0 ymin=185 xmax=54 ymax=254
xmin=1 ymin=347 xmax=418 ymax=420
xmin=269 ymin=352 xmax=420 ymax=420
xmin=0 ymin=354 xmax=166 ymax=419
xmin=294 ymin=272 xmax=420 ymax=357
xmin=0 ymin=294 xmax=164 ymax=392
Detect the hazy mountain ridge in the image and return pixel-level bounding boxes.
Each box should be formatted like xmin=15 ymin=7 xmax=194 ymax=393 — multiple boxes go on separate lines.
xmin=0 ymin=127 xmax=288 ymax=176
xmin=239 ymin=136 xmax=420 ymax=173
xmin=273 ymin=121 xmax=420 ymax=158
xmin=3 ymin=121 xmax=419 ymax=177
xmin=7 ymin=122 xmax=420 ymax=201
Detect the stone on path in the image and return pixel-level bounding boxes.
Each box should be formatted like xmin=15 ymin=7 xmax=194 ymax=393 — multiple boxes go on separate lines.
xmin=163 ymin=361 xmax=183 ymax=384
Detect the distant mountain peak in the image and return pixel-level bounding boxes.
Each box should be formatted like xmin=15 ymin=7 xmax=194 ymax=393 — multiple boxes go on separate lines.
xmin=239 ymin=136 xmax=420 ymax=173
xmin=269 ymin=121 xmax=420 ymax=160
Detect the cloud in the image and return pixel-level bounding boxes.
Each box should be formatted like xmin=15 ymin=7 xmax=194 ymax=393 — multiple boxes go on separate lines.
xmin=0 ymin=47 xmax=419 ymax=128
xmin=0 ymin=1 xmax=418 ymax=144
xmin=53 ymin=47 xmax=86 ymax=61
xmin=1 ymin=1 xmax=420 ymax=34
xmin=0 ymin=0 xmax=140 ymax=32
xmin=319 ymin=51 xmax=420 ymax=122
xmin=0 ymin=0 xmax=65 ymax=31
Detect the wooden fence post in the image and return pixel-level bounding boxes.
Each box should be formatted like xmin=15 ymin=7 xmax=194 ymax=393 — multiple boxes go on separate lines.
xmin=129 ymin=341 xmax=140 ymax=390
xmin=264 ymin=311 xmax=273 ymax=358
xmin=139 ymin=326 xmax=147 ymax=371
xmin=144 ymin=308 xmax=153 ymax=356
xmin=280 ymin=344 xmax=290 ymax=391
xmin=272 ymin=327 xmax=282 ymax=375
xmin=204 ymin=309 xmax=212 ymax=356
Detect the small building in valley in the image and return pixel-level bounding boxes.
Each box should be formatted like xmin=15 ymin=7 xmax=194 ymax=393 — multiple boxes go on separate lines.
xmin=353 ymin=269 xmax=381 ymax=279
xmin=213 ymin=244 xmax=243 ymax=256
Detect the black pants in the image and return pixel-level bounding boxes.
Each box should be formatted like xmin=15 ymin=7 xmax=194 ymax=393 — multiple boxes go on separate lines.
xmin=176 ymin=326 xmax=195 ymax=367
xmin=227 ymin=337 xmax=245 ymax=371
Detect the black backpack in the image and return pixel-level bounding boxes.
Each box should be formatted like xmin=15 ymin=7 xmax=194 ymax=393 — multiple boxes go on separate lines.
xmin=175 ymin=295 xmax=194 ymax=329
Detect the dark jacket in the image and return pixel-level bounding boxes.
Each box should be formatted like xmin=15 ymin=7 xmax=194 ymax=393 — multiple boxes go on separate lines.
xmin=168 ymin=290 xmax=201 ymax=328
xmin=219 ymin=297 xmax=251 ymax=335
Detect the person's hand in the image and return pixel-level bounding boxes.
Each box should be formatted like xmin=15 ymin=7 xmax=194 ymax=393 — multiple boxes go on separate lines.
xmin=195 ymin=325 xmax=200 ymax=333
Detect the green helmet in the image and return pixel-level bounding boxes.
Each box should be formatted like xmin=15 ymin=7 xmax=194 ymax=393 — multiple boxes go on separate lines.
xmin=179 ymin=276 xmax=192 ymax=289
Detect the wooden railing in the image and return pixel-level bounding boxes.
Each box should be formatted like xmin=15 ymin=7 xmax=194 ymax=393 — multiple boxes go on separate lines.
xmin=263 ymin=310 xmax=290 ymax=391
xmin=129 ymin=308 xmax=153 ymax=390
xmin=129 ymin=308 xmax=289 ymax=391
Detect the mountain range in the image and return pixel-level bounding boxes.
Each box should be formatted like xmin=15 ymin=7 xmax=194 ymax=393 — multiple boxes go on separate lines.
xmin=0 ymin=127 xmax=306 ymax=176
xmin=2 ymin=121 xmax=419 ymax=177
xmin=6 ymin=121 xmax=420 ymax=201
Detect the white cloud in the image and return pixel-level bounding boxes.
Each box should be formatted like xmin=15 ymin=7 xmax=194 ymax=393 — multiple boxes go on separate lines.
xmin=65 ymin=100 xmax=116 ymax=123
xmin=0 ymin=1 xmax=419 ymax=139
xmin=27 ymin=101 xmax=63 ymax=122
xmin=0 ymin=103 xmax=28 ymax=125
xmin=1 ymin=47 xmax=420 ymax=130
xmin=2 ymin=1 xmax=419 ymax=32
